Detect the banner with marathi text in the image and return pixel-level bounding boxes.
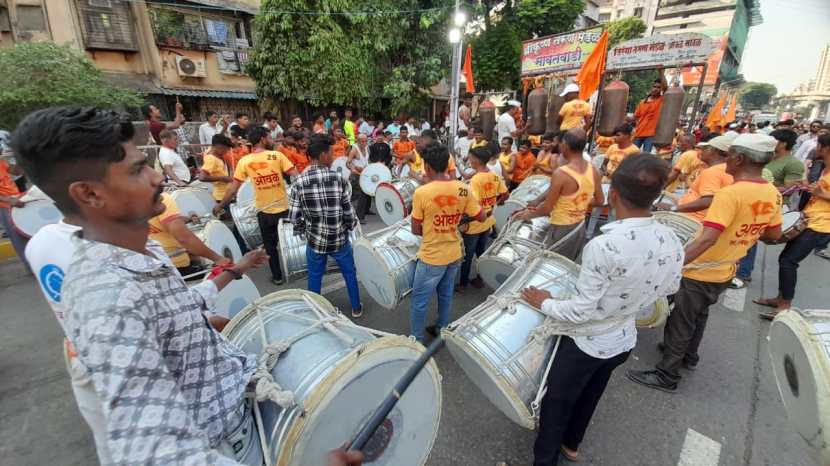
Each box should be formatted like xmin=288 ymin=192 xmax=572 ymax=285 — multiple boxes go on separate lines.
xmin=521 ymin=26 xmax=604 ymax=76
xmin=681 ymin=29 xmax=729 ymax=86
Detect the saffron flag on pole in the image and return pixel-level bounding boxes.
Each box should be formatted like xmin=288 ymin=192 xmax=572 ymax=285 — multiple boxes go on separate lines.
xmin=463 ymin=45 xmax=475 ymax=93
xmin=724 ymin=94 xmax=737 ymax=124
xmin=575 ymin=29 xmax=609 ymax=102
xmin=706 ymin=95 xmax=726 ymax=131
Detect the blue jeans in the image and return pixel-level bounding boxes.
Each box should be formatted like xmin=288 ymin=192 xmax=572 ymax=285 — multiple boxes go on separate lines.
xmin=306 ymin=241 xmax=362 ymax=311
xmin=633 ymin=136 xmax=654 ymax=153
xmin=736 ymin=243 xmax=757 ymax=280
xmin=460 ymin=229 xmax=491 ymax=286
xmin=409 ymin=259 xmax=460 ymax=342
xmin=0 ymin=207 xmax=30 ymax=273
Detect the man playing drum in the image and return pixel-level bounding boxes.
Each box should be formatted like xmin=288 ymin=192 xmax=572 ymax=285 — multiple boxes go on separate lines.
xmin=755 ymin=133 xmax=830 ymax=318
xmin=628 ymin=134 xmax=783 ymax=392
xmin=214 ymin=126 xmax=300 ymax=285
xmin=11 ymin=107 xmax=276 ymax=465
xmin=457 ymin=146 xmax=508 ymax=292
xmin=392 ymin=126 xmax=421 ymax=177
xmin=289 ymin=134 xmax=364 ymax=318
xmin=410 ymin=142 xmax=484 ymax=342
xmin=512 ymin=155 xmax=683 ymax=466
xmin=517 ymin=129 xmax=603 ymax=261
xmin=200 ymin=134 xmax=235 ymax=204
xmin=347 ymin=133 xmax=371 ymax=223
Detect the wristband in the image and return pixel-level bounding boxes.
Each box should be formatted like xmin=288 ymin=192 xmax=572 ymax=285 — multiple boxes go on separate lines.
xmin=225 ymin=268 xmax=243 ymax=280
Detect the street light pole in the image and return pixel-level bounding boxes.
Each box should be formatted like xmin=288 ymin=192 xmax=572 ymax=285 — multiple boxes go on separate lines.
xmin=448 ymin=0 xmax=465 ymax=154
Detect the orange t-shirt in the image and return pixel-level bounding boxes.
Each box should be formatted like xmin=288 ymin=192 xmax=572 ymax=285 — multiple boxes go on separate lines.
xmin=226 ymin=145 xmax=250 ymax=172
xmin=512 ymin=152 xmax=536 ymax=183
xmin=604 ymin=143 xmax=640 ymax=178
xmin=679 ymin=163 xmax=734 ymax=221
xmin=393 ymin=139 xmax=417 ymax=163
xmin=332 ymin=139 xmax=350 ymax=159
xmin=0 ymin=161 xmax=21 ymax=208
xmin=279 ymin=145 xmax=310 ymax=173
xmin=411 ymin=180 xmax=483 ymax=265
xmin=148 ymin=193 xmax=189 ymax=268
xmin=634 ymin=96 xmax=663 ymax=138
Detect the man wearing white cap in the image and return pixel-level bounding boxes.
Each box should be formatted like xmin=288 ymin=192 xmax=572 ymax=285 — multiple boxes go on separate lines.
xmin=497 ymin=100 xmax=524 ymax=151
xmin=628 ymin=133 xmax=782 ymax=392
xmin=557 ymin=83 xmax=592 ymax=131
xmin=658 ymin=133 xmax=737 ymax=221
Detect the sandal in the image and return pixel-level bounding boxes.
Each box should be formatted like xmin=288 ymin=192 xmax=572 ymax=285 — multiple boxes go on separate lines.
xmin=753 ymin=298 xmax=780 ymax=308
xmin=560 ymin=445 xmax=579 ymax=462
xmin=759 ymin=310 xmax=780 ymax=321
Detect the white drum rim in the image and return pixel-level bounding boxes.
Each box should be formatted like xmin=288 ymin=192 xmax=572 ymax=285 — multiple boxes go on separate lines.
xmin=353 ymin=237 xmax=401 ymax=310
xmin=199 ymin=220 xmax=243 ymax=263
xmin=375 ymin=182 xmax=409 ymax=227
xmin=171 ymin=189 xmax=212 ymax=217
xmin=10 ymin=198 xmax=63 ymax=238
xmin=768 ymin=309 xmax=830 ymax=461
xmin=635 ymin=297 xmax=669 ymax=329
xmin=331 ymin=157 xmax=351 ymax=180
xmin=442 ymin=328 xmax=536 ymax=430
xmin=477 ymin=254 xmax=520 ymax=291
xmin=222 ymin=289 xmax=338 ymax=338
xmin=230 ymin=201 xmax=262 ymax=250
xmin=277 ymin=219 xmax=296 ymax=281
xmin=360 ymin=163 xmax=392 ymax=196
xmin=781 ymin=211 xmax=803 ymax=230
xmin=279 ymin=335 xmax=442 ymax=466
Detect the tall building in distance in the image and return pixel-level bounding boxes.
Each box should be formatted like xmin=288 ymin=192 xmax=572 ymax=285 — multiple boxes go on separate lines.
xmin=597 ymin=0 xmax=661 ymax=32
xmin=816 ymin=43 xmax=830 ymax=93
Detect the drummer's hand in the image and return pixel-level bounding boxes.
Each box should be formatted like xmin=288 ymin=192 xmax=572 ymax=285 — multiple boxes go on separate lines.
xmin=522 ymin=286 xmax=552 ymax=309
xmin=236 ymin=248 xmax=268 ymax=272
xmin=326 ymin=448 xmax=363 ymax=466
xmin=9 ymin=198 xmax=25 ymax=208
xmin=212 ymin=204 xmax=224 ymax=217
xmin=215 ymin=257 xmax=231 ymax=266
xmin=207 ymin=315 xmax=230 ymax=332
xmin=654 ymin=202 xmax=672 ymax=211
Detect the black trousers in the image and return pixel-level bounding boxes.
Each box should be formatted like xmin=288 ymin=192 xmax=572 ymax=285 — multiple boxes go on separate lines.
xmin=350 ymin=174 xmax=370 ymax=219
xmin=534 ymin=337 xmax=630 ymax=466
xmin=257 ymin=210 xmax=287 ymax=280
xmin=779 ymin=228 xmax=830 ymax=300
xmin=657 ymin=277 xmax=729 ymax=381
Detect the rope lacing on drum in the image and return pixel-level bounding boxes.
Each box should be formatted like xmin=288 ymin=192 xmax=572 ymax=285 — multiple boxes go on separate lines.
xmin=251 ymin=342 xmax=296 ymax=408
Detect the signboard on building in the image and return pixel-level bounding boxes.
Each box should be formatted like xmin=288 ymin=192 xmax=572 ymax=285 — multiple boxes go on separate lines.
xmin=520 ymin=26 xmax=603 ymax=76
xmin=606 ymin=33 xmax=715 ymax=71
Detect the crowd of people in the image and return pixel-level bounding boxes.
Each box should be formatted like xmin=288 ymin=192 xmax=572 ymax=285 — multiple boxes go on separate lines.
xmin=0 ymin=89 xmax=828 ymax=466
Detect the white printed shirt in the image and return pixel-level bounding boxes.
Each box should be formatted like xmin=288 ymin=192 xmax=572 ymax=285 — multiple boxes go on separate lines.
xmin=159 ymin=146 xmax=191 ymax=182
xmin=63 ymin=235 xmax=255 ymax=465
xmin=540 ymin=217 xmax=684 ymax=358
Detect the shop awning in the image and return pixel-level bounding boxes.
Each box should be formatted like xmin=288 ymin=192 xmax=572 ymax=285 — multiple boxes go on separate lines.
xmin=160 ymin=87 xmax=259 ymax=100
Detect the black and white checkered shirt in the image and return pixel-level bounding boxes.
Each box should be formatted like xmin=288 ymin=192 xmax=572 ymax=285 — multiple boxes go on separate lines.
xmin=289 ymin=163 xmax=356 ymax=254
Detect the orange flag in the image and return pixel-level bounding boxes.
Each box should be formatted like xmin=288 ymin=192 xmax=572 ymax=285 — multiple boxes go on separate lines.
xmin=575 ymin=29 xmax=609 ymax=101
xmin=706 ymin=95 xmax=726 ymax=131
xmin=463 ymin=45 xmax=475 ymax=93
xmin=724 ymin=94 xmax=737 ymax=124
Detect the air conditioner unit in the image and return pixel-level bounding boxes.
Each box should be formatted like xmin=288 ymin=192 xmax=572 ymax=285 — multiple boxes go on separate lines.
xmin=175 ymin=56 xmax=207 ymax=78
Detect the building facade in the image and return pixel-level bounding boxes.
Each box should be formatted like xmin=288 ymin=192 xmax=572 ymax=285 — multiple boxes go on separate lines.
xmin=816 ymin=43 xmax=830 ymax=94
xmin=597 ymin=0 xmax=660 ymax=32
xmin=575 ymin=0 xmax=601 ymax=29
xmin=0 ymin=0 xmax=260 ymax=121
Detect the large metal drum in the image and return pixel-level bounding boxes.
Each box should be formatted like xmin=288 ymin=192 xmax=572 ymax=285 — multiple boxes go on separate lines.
xmin=222 ymin=290 xmax=442 ymax=466
xmin=768 ymin=309 xmax=830 ymax=465
xmin=654 ymin=86 xmax=686 ymax=146
xmin=10 ymin=198 xmax=63 ymax=238
xmin=331 ymin=157 xmax=350 ymax=181
xmin=170 ymin=187 xmax=215 ymax=218
xmin=444 ymin=251 xmax=580 ymax=429
xmin=360 ymin=163 xmax=393 ymax=196
xmin=375 ymin=178 xmax=420 ymax=226
xmin=238 ymin=180 xmax=255 ymax=205
xmin=191 ymin=219 xmax=243 ymax=263
xmin=277 ymin=219 xmax=363 ymax=282
xmin=494 ymin=175 xmax=551 ymax=230
xmin=479 ymin=100 xmax=496 ymax=140
xmin=213 ymin=275 xmax=260 ymax=319
xmin=231 ymin=201 xmax=262 ymax=250
xmin=527 ymin=87 xmax=549 ymax=135
xmin=597 ymin=80 xmax=630 ymax=137
xmin=652 ymin=211 xmax=701 ymax=246
xmin=353 ymin=218 xmax=421 ymax=309
xmin=478 ymin=217 xmax=551 ymax=290
xmin=545 ymin=95 xmax=565 ymax=134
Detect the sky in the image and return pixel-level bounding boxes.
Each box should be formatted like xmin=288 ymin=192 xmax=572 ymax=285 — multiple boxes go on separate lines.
xmin=740 ymin=0 xmax=830 ymax=94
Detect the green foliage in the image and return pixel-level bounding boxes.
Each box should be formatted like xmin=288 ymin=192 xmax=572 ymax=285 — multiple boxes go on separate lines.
xmin=470 ymin=0 xmax=585 ymax=91
xmin=246 ymin=0 xmax=452 ymax=113
xmin=739 ymin=82 xmax=777 ymax=110
xmin=0 ymin=42 xmax=142 ymax=130
xmin=604 ymin=16 xmax=647 ymax=48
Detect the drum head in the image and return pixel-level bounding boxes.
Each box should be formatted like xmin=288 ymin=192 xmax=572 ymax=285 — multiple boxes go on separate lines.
xmin=653 ymin=211 xmax=701 ymax=246
xmin=171 ymin=189 xmax=212 ymax=217
xmin=237 ymin=180 xmax=255 ymax=205
xmin=494 ymin=200 xmax=523 ymax=231
xmin=635 ymin=297 xmax=669 ymax=328
xmin=360 ymin=163 xmax=392 ymax=196
xmin=285 ymin=336 xmax=441 ymax=466
xmin=769 ymin=310 xmax=830 ymax=463
xmin=331 ymin=157 xmax=350 ymax=181
xmin=782 ymin=211 xmax=802 ymax=230
xmin=11 ymin=199 xmax=63 ymax=238
xmin=213 ymin=275 xmax=260 ymax=319
xmin=200 ymin=220 xmax=243 ymax=263
xmin=189 ymin=179 xmax=215 ymax=196
xmin=375 ymin=182 xmax=408 ymax=226
xmin=353 ymin=238 xmax=399 ymax=309
xmin=478 ymin=254 xmax=519 ymax=291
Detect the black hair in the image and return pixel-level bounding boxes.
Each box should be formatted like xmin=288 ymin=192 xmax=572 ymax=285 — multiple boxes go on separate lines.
xmin=770 ymin=129 xmax=798 ymax=151
xmin=211 ymin=134 xmax=232 ymax=147
xmin=812 ymin=120 xmax=823 ymax=126
xmin=561 ymin=130 xmax=587 ymax=153
xmin=247 ymin=126 xmax=269 ymax=146
xmin=400 ymin=126 xmax=409 ymax=133
xmin=11 ymin=106 xmax=134 ymax=215
xmin=141 ymin=104 xmax=153 ymax=119
xmin=421 ymin=142 xmax=449 ymax=173
xmin=613 ymin=123 xmax=633 ymax=136
xmin=307 ymin=134 xmax=334 ymax=160
xmin=158 ymin=129 xmax=177 ymax=141
xmin=263 ymin=111 xmax=277 ymax=121
xmin=501 ymin=136 xmax=514 ymax=146
xmin=610 ymin=154 xmax=669 ymax=209
xmin=542 ymin=131 xmax=559 ymax=142
xmin=421 ymin=129 xmax=437 ymax=140
xmin=470 ymin=146 xmax=491 ymax=165
xmin=235 ymin=112 xmax=248 ymax=120
xmin=206 ymin=110 xmax=217 ymax=119
xmin=518 ymin=138 xmax=531 ymax=148
xmin=818 ymin=133 xmax=830 ymax=150
xmin=458 ymin=130 xmax=468 ymax=138
xmin=230 ymin=125 xmax=247 ymax=139
xmin=472 ymin=126 xmax=482 ymax=133
xmin=368 ymin=141 xmax=391 ymax=164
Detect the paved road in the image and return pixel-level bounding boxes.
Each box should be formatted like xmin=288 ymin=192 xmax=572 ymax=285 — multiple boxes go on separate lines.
xmin=0 ymin=217 xmax=825 ymax=466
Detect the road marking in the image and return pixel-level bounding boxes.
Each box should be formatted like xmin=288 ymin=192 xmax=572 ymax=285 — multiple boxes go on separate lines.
xmin=321 ymin=277 xmax=346 ymax=295
xmin=721 ymin=287 xmax=747 ymax=312
xmin=677 ymin=428 xmax=721 ymax=466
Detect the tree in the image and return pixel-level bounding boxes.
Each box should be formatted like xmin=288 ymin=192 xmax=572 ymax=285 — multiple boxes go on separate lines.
xmin=739 ymin=82 xmax=777 ymax=110
xmin=246 ymin=0 xmax=452 ymax=114
xmin=605 ymin=16 xmax=646 ymax=48
xmin=0 ymin=42 xmax=142 ymax=129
